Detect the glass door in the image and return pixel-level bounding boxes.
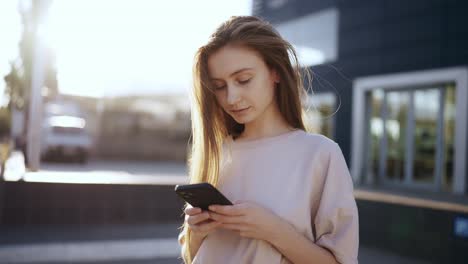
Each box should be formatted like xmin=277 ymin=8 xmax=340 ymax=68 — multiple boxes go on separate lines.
xmin=366 ymin=84 xmax=455 ymax=191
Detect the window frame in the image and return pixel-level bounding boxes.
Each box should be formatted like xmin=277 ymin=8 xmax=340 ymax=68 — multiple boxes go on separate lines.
xmin=351 ymin=67 xmax=468 ymax=194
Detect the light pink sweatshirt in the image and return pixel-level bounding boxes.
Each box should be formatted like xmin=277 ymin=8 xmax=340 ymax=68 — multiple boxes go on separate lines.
xmin=183 ymin=129 xmax=359 ymax=263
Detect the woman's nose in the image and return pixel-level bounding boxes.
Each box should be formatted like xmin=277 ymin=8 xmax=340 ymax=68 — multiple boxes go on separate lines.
xmin=226 ymin=85 xmax=241 ymax=105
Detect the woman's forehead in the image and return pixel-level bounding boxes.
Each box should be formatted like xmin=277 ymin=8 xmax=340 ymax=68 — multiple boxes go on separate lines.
xmin=207 ymin=45 xmax=264 ymax=79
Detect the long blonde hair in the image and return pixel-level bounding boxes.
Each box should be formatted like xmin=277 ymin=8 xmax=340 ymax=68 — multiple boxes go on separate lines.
xmin=180 ymin=15 xmax=311 ymax=263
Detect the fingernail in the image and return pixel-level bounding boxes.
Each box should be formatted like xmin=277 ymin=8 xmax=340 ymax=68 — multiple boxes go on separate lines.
xmin=209 ymin=206 xmax=215 ymax=211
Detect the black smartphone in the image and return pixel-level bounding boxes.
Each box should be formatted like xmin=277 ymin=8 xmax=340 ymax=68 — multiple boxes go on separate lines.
xmin=175 ymin=183 xmax=233 ymax=211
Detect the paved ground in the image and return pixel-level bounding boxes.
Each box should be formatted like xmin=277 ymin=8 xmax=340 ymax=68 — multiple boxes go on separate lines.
xmin=3 ymin=153 xmax=188 ymax=185
xmin=40 ymin=159 xmax=188 ymax=176
xmin=0 ymin=222 xmax=432 ymax=264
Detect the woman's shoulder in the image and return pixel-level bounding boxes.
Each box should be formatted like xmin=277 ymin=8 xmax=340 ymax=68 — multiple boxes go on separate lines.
xmin=292 ymin=131 xmax=346 ymax=166
xmin=295 ymin=130 xmax=339 ymax=151
xmin=221 ymin=129 xmax=339 ymax=154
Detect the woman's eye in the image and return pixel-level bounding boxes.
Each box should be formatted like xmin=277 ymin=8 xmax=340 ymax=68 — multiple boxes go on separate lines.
xmin=215 ymin=85 xmax=226 ymax=90
xmin=239 ymin=78 xmax=251 ymax=85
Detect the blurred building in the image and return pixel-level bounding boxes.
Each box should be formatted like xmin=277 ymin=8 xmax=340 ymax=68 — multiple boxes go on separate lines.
xmin=61 ymin=94 xmax=191 ymax=161
xmin=254 ymin=0 xmax=468 ymax=262
xmin=254 ymin=0 xmax=468 ymax=195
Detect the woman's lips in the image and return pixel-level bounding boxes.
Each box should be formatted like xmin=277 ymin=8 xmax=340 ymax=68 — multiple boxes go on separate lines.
xmin=232 ymin=107 xmax=250 ymax=114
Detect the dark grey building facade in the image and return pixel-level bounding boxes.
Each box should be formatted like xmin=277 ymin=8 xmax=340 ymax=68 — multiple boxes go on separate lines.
xmin=254 ymin=0 xmax=468 ymax=262
xmin=254 ymin=0 xmax=468 ymax=194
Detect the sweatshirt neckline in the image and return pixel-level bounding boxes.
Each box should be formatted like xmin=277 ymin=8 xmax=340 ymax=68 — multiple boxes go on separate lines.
xmin=228 ymin=129 xmax=303 ymax=149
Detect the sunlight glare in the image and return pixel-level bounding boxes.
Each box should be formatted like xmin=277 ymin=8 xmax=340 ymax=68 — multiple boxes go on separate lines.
xmin=44 ymin=0 xmax=252 ymax=97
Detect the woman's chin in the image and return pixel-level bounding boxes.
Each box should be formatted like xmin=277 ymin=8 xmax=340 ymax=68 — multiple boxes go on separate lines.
xmin=233 ymin=115 xmax=254 ymax=124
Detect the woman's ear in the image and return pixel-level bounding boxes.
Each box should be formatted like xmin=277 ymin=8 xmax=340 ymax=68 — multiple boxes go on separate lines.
xmin=271 ymin=69 xmax=280 ymax=84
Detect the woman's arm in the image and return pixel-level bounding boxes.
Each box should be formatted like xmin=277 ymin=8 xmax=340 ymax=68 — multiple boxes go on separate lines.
xmin=267 ymin=220 xmax=338 ymax=264
xmin=209 ymin=203 xmax=340 ymax=264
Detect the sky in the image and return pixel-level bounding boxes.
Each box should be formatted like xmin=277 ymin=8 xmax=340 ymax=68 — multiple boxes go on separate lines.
xmin=0 ymin=0 xmax=252 ymax=101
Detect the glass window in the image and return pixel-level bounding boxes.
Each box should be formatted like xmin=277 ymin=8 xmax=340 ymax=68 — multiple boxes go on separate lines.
xmin=303 ymin=92 xmax=336 ymax=139
xmin=413 ymin=89 xmax=439 ymax=184
xmin=368 ymin=89 xmax=384 ymax=180
xmin=352 ymin=67 xmax=467 ymax=194
xmin=274 ymin=8 xmax=338 ymax=66
xmin=442 ymin=84 xmax=456 ymax=192
xmin=366 ymin=84 xmax=456 ymax=191
xmin=384 ymin=91 xmax=409 ymax=182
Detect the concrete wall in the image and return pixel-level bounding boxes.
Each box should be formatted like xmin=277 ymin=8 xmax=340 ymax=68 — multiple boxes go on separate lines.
xmin=1 ymin=181 xmax=467 ymax=262
xmin=0 ymin=181 xmax=185 ymax=225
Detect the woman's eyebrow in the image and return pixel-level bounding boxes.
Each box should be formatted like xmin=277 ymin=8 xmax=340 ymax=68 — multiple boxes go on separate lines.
xmin=211 ymin=68 xmax=253 ymax=81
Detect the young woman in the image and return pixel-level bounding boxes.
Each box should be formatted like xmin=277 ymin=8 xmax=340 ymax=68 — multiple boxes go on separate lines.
xmin=178 ymin=16 xmax=359 ymax=264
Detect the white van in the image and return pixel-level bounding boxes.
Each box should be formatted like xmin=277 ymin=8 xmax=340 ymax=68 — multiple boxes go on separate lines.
xmin=40 ymin=102 xmax=92 ymax=163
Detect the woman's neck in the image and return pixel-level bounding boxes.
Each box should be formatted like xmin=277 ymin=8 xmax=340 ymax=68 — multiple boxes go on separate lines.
xmin=235 ymin=126 xmax=297 ymax=142
xmin=235 ymin=101 xmax=296 ymax=142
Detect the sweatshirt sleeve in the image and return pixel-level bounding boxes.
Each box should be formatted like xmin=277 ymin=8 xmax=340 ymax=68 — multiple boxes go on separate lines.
xmin=313 ymin=143 xmax=359 ymax=264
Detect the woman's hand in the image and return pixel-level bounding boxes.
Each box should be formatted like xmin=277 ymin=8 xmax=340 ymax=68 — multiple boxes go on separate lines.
xmin=185 ymin=207 xmax=222 ymax=240
xmin=208 ymin=201 xmax=288 ymax=243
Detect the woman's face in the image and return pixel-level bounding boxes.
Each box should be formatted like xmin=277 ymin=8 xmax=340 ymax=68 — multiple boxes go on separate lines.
xmin=207 ymin=44 xmax=279 ymax=125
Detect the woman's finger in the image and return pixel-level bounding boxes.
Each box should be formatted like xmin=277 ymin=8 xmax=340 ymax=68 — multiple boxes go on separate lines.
xmin=187 ymin=212 xmax=210 ymax=225
xmin=220 ymin=223 xmax=245 ymax=232
xmin=209 ymin=212 xmax=246 ymax=224
xmin=209 ymin=205 xmax=244 ymax=216
xmin=185 ymin=207 xmax=202 ymax=215
xmin=189 ymin=219 xmax=219 ymax=232
xmin=197 ymin=220 xmax=222 ymax=233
